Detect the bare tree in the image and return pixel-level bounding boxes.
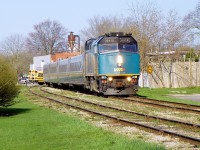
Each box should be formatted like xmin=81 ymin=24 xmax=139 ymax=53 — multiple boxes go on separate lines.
xmin=184 ymin=2 xmax=200 ymax=31
xmin=26 ymin=20 xmax=68 ymax=55
xmin=81 ymin=15 xmax=127 ymax=41
xmin=0 ymin=34 xmax=25 ymax=55
xmin=0 ymin=34 xmax=31 ymax=75
xmin=127 ymin=1 xmax=162 ymax=75
xmin=157 ymin=11 xmax=192 ymax=87
xmin=128 ymin=1 xmax=190 ymax=88
xmin=183 ymin=1 xmax=200 ymax=47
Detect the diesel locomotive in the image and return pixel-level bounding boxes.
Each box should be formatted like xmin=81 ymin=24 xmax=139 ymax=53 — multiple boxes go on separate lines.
xmin=43 ymin=32 xmax=140 ymax=95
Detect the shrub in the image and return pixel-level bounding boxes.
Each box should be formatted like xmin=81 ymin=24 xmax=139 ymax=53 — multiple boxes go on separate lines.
xmin=0 ymin=56 xmax=19 ymax=107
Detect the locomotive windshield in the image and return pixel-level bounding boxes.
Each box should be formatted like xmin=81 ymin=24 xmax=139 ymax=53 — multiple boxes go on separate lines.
xmin=98 ymin=44 xmax=118 ymax=52
xmin=98 ymin=43 xmax=137 ymax=53
xmin=118 ymin=44 xmax=137 ymax=52
xmin=98 ymin=36 xmax=138 ymax=53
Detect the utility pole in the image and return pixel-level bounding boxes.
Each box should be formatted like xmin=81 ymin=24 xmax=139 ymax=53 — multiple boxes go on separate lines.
xmin=189 ymin=48 xmax=192 ymax=87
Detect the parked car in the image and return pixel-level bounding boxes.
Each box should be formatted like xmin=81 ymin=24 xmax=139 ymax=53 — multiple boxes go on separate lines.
xmin=19 ymin=77 xmax=29 ymax=84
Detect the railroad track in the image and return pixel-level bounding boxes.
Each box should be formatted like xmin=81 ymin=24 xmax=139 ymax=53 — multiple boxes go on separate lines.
xmin=29 ymin=86 xmax=200 ymax=146
xmin=42 ymin=85 xmax=200 ymax=114
xmin=40 ymin=87 xmax=200 ymax=130
xmin=120 ymin=96 xmax=200 ymax=114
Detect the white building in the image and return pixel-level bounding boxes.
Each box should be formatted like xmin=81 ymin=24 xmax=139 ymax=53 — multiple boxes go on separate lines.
xmin=30 ymin=55 xmax=51 ymax=71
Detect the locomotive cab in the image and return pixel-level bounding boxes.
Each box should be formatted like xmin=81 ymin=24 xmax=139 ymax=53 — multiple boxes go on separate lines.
xmin=85 ymin=32 xmax=140 ymax=95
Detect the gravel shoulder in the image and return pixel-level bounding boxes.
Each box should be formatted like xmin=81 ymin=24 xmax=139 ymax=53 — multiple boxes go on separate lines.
xmin=169 ymin=94 xmax=200 ymax=102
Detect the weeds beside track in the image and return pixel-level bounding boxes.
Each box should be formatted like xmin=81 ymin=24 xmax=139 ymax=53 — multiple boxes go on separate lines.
xmin=29 ymin=86 xmax=200 ymax=147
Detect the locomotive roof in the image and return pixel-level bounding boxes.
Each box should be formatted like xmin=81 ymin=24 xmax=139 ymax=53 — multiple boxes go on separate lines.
xmin=104 ymin=32 xmax=132 ymax=37
xmin=85 ymin=32 xmax=137 ymax=50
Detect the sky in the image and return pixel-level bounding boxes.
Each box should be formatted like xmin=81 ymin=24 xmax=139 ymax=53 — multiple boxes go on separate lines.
xmin=0 ymin=0 xmax=199 ymax=42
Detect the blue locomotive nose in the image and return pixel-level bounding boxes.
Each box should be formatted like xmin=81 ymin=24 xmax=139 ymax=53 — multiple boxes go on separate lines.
xmin=98 ymin=52 xmax=140 ymax=75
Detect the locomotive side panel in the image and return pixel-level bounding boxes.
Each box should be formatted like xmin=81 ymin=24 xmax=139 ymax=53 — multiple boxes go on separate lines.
xmin=85 ymin=44 xmax=99 ymax=77
xmin=85 ymin=52 xmax=95 ymax=76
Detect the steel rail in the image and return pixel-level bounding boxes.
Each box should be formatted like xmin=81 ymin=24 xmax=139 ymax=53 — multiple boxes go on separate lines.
xmin=133 ymin=96 xmax=200 ymax=109
xmin=29 ymin=87 xmax=200 ymax=146
xmin=121 ymin=97 xmax=200 ymax=114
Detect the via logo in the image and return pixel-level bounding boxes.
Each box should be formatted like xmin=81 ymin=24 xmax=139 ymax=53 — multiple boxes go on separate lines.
xmin=114 ymin=68 xmax=125 ymax=72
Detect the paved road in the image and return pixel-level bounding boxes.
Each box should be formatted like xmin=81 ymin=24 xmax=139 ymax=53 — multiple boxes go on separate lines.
xmin=170 ymin=94 xmax=200 ymax=102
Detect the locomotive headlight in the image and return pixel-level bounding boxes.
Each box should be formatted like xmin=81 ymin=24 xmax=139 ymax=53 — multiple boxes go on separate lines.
xmin=117 ymin=55 xmax=123 ymax=64
xmin=127 ymin=77 xmax=132 ymax=82
xmin=117 ymin=55 xmax=123 ymax=67
xmin=108 ymin=77 xmax=113 ymax=82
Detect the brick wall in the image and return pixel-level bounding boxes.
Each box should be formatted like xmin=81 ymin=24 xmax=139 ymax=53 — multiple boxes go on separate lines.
xmin=51 ymin=52 xmax=81 ymax=62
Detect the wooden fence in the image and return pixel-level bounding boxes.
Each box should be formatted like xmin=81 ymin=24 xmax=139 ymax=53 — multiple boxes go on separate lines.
xmin=139 ymin=62 xmax=200 ymax=88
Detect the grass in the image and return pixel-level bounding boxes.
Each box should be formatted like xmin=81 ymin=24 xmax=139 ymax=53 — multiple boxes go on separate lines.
xmin=137 ymin=87 xmax=200 ymax=105
xmin=0 ymin=86 xmax=165 ymax=150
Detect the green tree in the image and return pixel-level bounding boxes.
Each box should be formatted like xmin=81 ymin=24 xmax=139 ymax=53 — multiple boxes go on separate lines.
xmin=185 ymin=48 xmax=199 ymax=62
xmin=0 ymin=56 xmax=19 ymax=107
